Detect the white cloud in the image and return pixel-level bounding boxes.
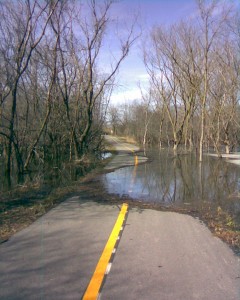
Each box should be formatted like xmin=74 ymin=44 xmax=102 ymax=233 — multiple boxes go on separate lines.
xmin=111 ymin=88 xmax=142 ymax=104
xmin=137 ymin=73 xmax=150 ymax=82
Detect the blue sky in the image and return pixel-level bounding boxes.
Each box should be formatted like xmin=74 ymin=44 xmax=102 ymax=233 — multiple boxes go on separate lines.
xmin=99 ymin=0 xmax=239 ymax=104
xmin=102 ymin=0 xmax=197 ymax=104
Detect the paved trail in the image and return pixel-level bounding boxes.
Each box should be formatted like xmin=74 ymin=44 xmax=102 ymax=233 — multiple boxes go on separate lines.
xmin=104 ymin=135 xmax=148 ymax=170
xmin=0 ymin=137 xmax=239 ymax=299
xmin=102 ymin=208 xmax=240 ymax=300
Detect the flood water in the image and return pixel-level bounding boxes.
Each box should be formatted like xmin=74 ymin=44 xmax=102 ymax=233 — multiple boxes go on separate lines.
xmin=102 ymin=149 xmax=240 ymax=219
xmin=0 ymin=161 xmax=95 ymax=194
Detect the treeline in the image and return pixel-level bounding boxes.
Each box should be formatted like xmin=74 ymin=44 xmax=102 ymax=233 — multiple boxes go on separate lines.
xmin=109 ymin=0 xmax=240 ymax=160
xmin=0 ymin=0 xmax=135 ymax=180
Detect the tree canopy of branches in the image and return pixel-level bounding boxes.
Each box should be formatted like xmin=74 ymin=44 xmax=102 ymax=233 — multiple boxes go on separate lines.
xmin=0 ymin=0 xmax=136 ymax=182
xmin=110 ymin=0 xmax=240 ymax=159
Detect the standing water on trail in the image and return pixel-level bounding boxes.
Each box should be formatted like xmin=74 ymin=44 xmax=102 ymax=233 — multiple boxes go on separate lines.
xmin=102 ymin=149 xmax=240 ymax=218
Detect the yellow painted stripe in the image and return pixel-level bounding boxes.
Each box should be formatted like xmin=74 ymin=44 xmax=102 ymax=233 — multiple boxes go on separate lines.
xmin=82 ymin=203 xmax=128 ymax=300
xmin=134 ymin=155 xmax=138 ymax=165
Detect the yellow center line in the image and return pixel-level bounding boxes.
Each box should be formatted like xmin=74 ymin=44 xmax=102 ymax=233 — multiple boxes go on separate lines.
xmin=134 ymin=155 xmax=138 ymax=165
xmin=82 ymin=203 xmax=129 ymax=300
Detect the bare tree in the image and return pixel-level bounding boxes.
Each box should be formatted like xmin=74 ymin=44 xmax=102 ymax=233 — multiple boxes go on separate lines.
xmin=144 ymin=22 xmax=200 ymax=152
xmin=197 ymin=0 xmax=234 ymax=160
xmin=0 ymin=0 xmax=59 ymax=178
xmin=0 ymin=0 xmax=138 ymax=186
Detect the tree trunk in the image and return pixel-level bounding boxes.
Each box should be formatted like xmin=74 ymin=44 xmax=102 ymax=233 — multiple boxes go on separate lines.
xmin=7 ymin=84 xmax=18 ymax=177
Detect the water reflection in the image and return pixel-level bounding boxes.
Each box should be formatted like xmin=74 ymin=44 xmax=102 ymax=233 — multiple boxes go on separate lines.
xmin=102 ymin=149 xmax=240 ymax=213
xmin=0 ymin=151 xmax=111 ymax=193
xmin=0 ymin=160 xmax=93 ymax=193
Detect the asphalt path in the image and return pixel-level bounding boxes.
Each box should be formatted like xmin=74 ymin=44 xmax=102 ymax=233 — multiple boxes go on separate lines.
xmin=102 ymin=208 xmax=240 ymax=300
xmin=1 ymin=137 xmax=240 ymax=299
xmin=104 ymin=135 xmax=148 ymax=170
xmin=0 ymin=199 xmax=122 ymax=299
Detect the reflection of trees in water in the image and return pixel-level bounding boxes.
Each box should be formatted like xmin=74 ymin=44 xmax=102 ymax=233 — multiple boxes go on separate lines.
xmin=138 ymin=150 xmax=239 ymax=211
xmin=136 ymin=151 xmax=178 ymax=204
xmin=0 ymin=159 xmax=91 ymax=193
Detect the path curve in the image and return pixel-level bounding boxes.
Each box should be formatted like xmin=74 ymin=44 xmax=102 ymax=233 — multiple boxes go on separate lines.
xmin=104 ymin=135 xmax=148 ymax=171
